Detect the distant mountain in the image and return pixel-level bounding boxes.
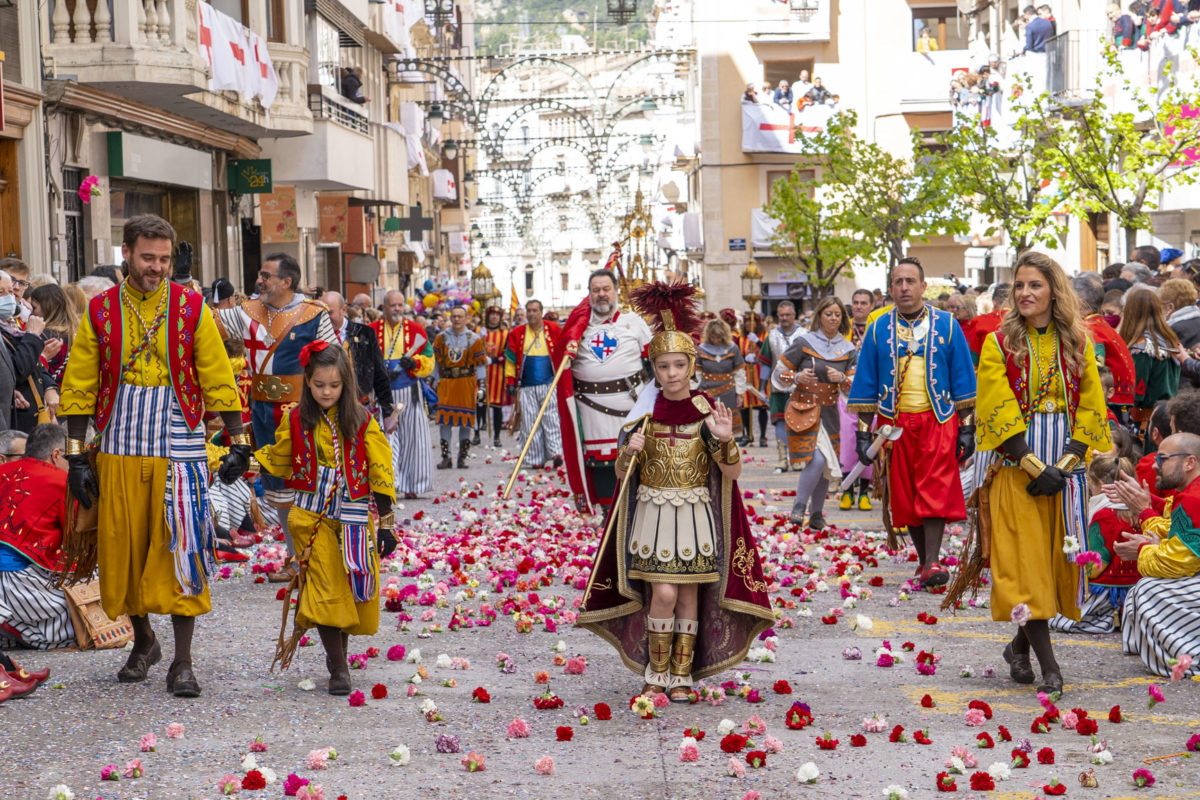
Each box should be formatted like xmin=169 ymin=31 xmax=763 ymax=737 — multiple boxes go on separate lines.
xmin=473 ymin=0 xmax=650 ymax=53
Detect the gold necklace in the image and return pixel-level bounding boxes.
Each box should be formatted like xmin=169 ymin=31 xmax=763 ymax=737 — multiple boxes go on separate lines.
xmin=120 ymin=283 xmax=167 ymax=364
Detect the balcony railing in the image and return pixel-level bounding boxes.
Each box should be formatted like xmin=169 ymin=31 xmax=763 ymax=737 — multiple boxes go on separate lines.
xmin=1046 ymin=30 xmax=1104 ymax=105
xmin=748 ymin=0 xmax=830 ymax=41
xmin=309 ymin=91 xmax=370 ymax=135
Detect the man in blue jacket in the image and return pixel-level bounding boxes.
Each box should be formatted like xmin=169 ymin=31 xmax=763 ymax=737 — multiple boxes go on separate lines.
xmin=1023 ymin=5 xmax=1055 ymax=53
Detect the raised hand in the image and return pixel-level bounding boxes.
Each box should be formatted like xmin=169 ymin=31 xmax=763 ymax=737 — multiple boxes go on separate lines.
xmin=705 ymin=399 xmax=734 ymax=442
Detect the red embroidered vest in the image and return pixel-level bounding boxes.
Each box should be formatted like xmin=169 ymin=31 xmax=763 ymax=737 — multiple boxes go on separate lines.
xmin=994 ymin=332 xmax=1082 ymax=423
xmin=89 ymin=282 xmax=206 ymax=435
xmin=0 ymin=459 xmax=67 ymax=571
xmin=285 ymin=411 xmax=371 ymax=501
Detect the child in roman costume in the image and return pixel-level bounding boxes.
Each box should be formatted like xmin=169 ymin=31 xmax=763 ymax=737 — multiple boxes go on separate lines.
xmin=577 ymin=282 xmax=774 ymax=702
xmin=255 ymin=342 xmax=397 ymax=696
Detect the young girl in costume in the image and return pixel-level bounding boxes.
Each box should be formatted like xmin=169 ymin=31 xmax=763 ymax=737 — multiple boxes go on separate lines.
xmin=255 ymin=342 xmax=397 ymax=695
xmin=577 ymin=282 xmax=774 ymax=702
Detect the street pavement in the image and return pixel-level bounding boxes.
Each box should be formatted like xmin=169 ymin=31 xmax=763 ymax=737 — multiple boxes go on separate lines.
xmin=7 ymin=432 xmax=1200 ymax=800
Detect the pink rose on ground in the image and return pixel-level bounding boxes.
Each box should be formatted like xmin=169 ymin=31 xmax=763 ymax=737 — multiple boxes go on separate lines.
xmin=1148 ymin=684 xmax=1165 ymax=708
xmin=165 ymin=723 xmax=185 ymax=739
xmin=217 ymin=774 xmax=241 ymax=794
xmin=123 ymin=759 xmax=144 ymax=778
xmin=306 ymin=749 xmax=329 ymax=770
xmin=564 ymin=656 xmax=587 ymax=674
xmin=743 ymin=715 xmax=768 ymax=736
xmin=462 ymin=751 xmax=486 ymax=772
xmin=1170 ymin=654 xmax=1193 ymax=681
xmin=249 ymin=737 xmax=268 ymax=752
xmin=763 ymin=735 xmax=784 ymax=754
xmin=679 ymin=744 xmax=699 ymax=762
xmin=535 ymin=756 xmax=555 ymax=775
xmin=140 ymin=733 xmax=157 ymax=752
xmin=964 ymin=709 xmax=987 ymax=726
xmin=387 ymin=645 xmax=406 ymax=661
xmin=296 ymin=785 xmax=325 ymax=800
xmin=507 ymin=718 xmax=532 ymax=739
xmin=742 ymin=792 xmax=762 ymax=800
xmin=727 ymin=756 xmax=747 ymax=777
xmin=1061 ymin=711 xmax=1079 ymax=730
xmin=652 ymin=692 xmax=670 ymax=708
xmin=100 ymin=765 xmax=120 ymax=781
xmin=348 ymin=690 xmax=366 ymax=706
xmin=282 ymin=773 xmax=309 ymax=796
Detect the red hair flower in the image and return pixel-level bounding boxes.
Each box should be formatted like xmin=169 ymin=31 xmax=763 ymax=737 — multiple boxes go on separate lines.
xmin=299 ymin=339 xmax=331 ymax=367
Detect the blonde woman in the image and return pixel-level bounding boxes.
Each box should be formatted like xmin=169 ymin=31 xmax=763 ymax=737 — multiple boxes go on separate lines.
xmin=970 ymin=251 xmax=1111 ymax=696
xmin=696 ymin=318 xmax=745 ymax=415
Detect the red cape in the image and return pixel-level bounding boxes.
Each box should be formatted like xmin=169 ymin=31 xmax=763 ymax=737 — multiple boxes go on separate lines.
xmin=1085 ymin=314 xmax=1136 ymax=406
xmin=552 ymin=296 xmax=604 ymax=510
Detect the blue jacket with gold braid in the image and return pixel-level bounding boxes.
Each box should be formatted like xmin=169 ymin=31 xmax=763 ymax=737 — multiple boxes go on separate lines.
xmin=847 ymin=304 xmax=976 ymax=423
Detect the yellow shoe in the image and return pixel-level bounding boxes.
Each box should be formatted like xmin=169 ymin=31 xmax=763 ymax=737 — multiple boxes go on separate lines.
xmin=839 ymin=492 xmax=853 ymax=510
xmin=858 ymin=494 xmax=873 ymax=511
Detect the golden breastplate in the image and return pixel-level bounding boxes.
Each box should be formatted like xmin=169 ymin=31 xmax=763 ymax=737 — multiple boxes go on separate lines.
xmin=638 ymin=419 xmax=710 ymax=489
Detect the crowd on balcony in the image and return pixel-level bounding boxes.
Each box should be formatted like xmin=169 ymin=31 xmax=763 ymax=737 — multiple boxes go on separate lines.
xmin=741 ymin=72 xmax=841 ymax=115
xmin=1106 ymin=1 xmax=1200 ymax=49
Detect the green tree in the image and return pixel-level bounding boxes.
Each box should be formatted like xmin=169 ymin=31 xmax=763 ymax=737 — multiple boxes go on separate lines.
xmin=1035 ymin=42 xmax=1200 ymax=250
xmin=814 ymin=112 xmax=968 ymax=268
xmin=763 ymin=167 xmax=874 ymax=290
xmin=935 ymin=105 xmax=1070 ymax=255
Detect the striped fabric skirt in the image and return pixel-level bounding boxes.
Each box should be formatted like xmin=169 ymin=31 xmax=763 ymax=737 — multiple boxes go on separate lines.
xmin=1050 ymin=592 xmax=1118 ymax=635
xmin=1122 ymin=575 xmax=1200 ymax=678
xmin=0 ymin=563 xmax=76 ymax=650
xmin=392 ymin=387 xmax=432 ymax=495
xmin=210 ymin=477 xmax=254 ymax=530
xmin=518 ymin=382 xmax=563 ymax=466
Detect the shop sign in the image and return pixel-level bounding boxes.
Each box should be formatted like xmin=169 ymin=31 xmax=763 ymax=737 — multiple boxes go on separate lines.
xmin=228 ymin=159 xmax=273 ymax=194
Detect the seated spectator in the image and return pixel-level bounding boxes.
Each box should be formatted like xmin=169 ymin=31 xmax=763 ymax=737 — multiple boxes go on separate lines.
xmin=1051 ymin=456 xmax=1143 ymax=634
xmin=0 ymin=424 xmax=74 ymax=652
xmin=772 ymin=79 xmax=793 ymax=110
xmin=1159 ymin=278 xmax=1200 ymax=349
xmin=743 ymin=82 xmax=758 ymax=103
xmin=794 ymin=69 xmax=813 ymax=99
xmin=805 ymin=77 xmax=832 ymax=105
xmin=1118 ymin=432 xmax=1200 ymax=678
xmin=339 ymin=67 xmax=369 ymax=104
xmin=0 ymin=431 xmax=25 ymax=463
xmin=916 ymin=27 xmax=939 ymax=54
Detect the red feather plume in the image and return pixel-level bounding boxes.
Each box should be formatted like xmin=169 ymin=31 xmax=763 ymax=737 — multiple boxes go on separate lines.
xmin=629 ymin=281 xmax=702 ymax=337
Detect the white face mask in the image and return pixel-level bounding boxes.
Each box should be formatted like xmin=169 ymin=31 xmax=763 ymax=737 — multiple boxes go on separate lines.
xmin=0 ymin=295 xmax=16 ymax=321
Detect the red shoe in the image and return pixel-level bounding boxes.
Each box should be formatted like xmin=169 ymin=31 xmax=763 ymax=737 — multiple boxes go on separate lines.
xmin=0 ymin=681 xmax=11 ymax=703
xmin=7 ymin=659 xmax=49 ymax=684
xmin=919 ymin=564 xmax=949 ymax=588
xmin=0 ymin=667 xmax=38 ymax=698
xmin=215 ymin=549 xmax=250 ymax=563
xmin=229 ymin=530 xmax=256 ymax=548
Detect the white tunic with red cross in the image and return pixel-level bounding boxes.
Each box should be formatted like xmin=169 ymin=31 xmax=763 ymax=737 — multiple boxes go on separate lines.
xmin=570 ymin=311 xmax=653 ymax=463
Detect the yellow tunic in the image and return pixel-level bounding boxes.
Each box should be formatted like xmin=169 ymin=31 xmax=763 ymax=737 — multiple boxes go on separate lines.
xmin=60 ymin=282 xmax=241 ymax=619
xmin=256 ymin=408 xmax=394 ymax=634
xmin=976 ymin=325 xmax=1112 ymax=621
xmin=896 ymin=324 xmax=932 ymax=413
xmin=379 ymin=321 xmax=435 ymax=378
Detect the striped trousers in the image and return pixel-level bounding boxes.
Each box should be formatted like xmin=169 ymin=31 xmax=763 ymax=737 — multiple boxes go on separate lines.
xmin=210 ymin=477 xmax=254 ymax=530
xmin=518 ymin=382 xmax=562 ymax=466
xmin=392 ymin=388 xmax=433 ymax=495
xmin=1122 ymin=575 xmax=1200 ymax=678
xmin=0 ymin=563 xmax=75 ymax=650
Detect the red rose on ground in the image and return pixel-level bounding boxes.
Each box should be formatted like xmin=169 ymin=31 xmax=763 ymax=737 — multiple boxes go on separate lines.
xmin=1043 ymin=781 xmax=1066 ymax=796
xmin=816 ymin=734 xmax=839 ymax=750
xmin=1108 ymin=705 xmax=1122 ymax=723
xmin=917 ymin=612 xmax=928 ymax=622
xmin=936 ymin=771 xmax=958 ymax=792
xmin=683 ymin=726 xmax=705 ymax=741
xmin=921 ymin=694 xmax=936 ymax=708
xmin=889 ymin=725 xmax=906 ymax=743
xmin=901 ymin=642 xmax=916 ymax=651
xmin=997 ymin=725 xmax=1012 ymax=741
xmin=556 ymin=726 xmax=573 ymax=742
xmin=1043 ymin=704 xmax=1061 ymax=723
xmin=969 ymin=771 xmax=995 ymax=791
xmin=371 ymin=683 xmax=387 ymax=700
xmin=850 ymin=733 xmax=867 ymax=747
xmin=1031 ymin=716 xmax=1050 ymax=733
xmin=968 ymin=700 xmax=993 ymax=720
xmin=1037 ymin=746 xmax=1055 ymax=764
xmin=1076 ymin=717 xmax=1099 ymax=736
xmin=869 ymin=576 xmax=884 ymax=586
xmin=821 ymin=615 xmax=838 ymax=624
xmin=1070 ymin=707 xmax=1088 ymax=720
xmin=745 ymin=750 xmax=767 ymax=768
xmin=472 ymin=687 xmax=491 ymax=703
xmin=593 ymin=703 xmax=612 ymax=720
xmin=275 ymin=588 xmax=287 ymax=601
xmin=785 ymin=706 xmax=813 ymax=729
xmin=1011 ymin=749 xmax=1030 ymax=768
xmin=976 ymin=732 xmax=995 ymax=748
xmin=914 ymin=729 xmax=932 ymax=745
xmin=773 ymin=679 xmax=792 ymax=694
xmin=924 ymin=614 xmax=938 ymax=624
xmin=720 ymin=733 xmax=748 ymax=753
xmin=241 ymin=770 xmax=267 ymax=791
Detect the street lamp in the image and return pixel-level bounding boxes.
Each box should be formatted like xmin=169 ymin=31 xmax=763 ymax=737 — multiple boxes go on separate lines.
xmin=425 ymin=0 xmax=454 ymax=25
xmin=640 ymin=97 xmax=658 ymax=121
xmin=472 ymin=261 xmax=495 ymax=307
xmin=740 ymin=260 xmax=763 ymax=311
xmin=607 ymin=0 xmax=638 ymax=25
xmin=443 ymin=139 xmax=459 ymax=160
xmin=639 ymin=133 xmax=654 ymax=153
xmin=428 ymin=103 xmax=444 ymax=124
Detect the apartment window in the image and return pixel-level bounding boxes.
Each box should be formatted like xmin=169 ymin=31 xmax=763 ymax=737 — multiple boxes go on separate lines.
xmin=314 ymin=15 xmax=342 ymax=90
xmin=560 ymin=272 xmax=569 ymax=291
xmin=763 ymin=60 xmax=815 ymax=91
xmin=210 ymin=0 xmax=249 ymax=24
xmin=767 ymin=169 xmax=814 ymax=202
xmin=912 ymin=5 xmax=968 ymax=52
xmin=267 ymin=0 xmax=287 ymax=42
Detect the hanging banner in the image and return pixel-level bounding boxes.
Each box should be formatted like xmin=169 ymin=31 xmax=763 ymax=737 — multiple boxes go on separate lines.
xmin=260 ymin=186 xmax=298 ymax=244
xmin=318 ymin=193 xmax=349 ymax=244
xmin=197 ymin=1 xmax=279 ymax=109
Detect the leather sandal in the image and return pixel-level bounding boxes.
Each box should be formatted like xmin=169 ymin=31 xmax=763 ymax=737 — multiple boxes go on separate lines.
xmin=166 ymin=661 xmax=202 ymax=698
xmin=118 ymin=638 xmax=162 ymax=683
xmin=641 ymin=683 xmax=665 ymax=697
xmin=1037 ymin=671 xmax=1064 ymax=697
xmin=668 ymin=686 xmax=692 ymax=703
xmin=1002 ymin=642 xmax=1035 ymax=684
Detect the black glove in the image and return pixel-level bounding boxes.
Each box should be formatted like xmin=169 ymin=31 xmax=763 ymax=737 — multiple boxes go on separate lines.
xmin=1026 ymin=465 xmax=1068 ymax=497
xmin=957 ymin=423 xmax=977 ymax=464
xmin=398 ymin=356 xmax=417 ymax=371
xmin=855 ymin=429 xmax=875 ymax=466
xmin=67 ymin=454 xmax=99 ymax=510
xmin=217 ymin=444 xmax=252 ymax=485
xmin=377 ymin=526 xmax=398 ymax=559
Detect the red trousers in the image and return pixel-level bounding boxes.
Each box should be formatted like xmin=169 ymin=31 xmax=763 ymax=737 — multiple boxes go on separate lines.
xmin=887 ymin=411 xmax=966 ymax=527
